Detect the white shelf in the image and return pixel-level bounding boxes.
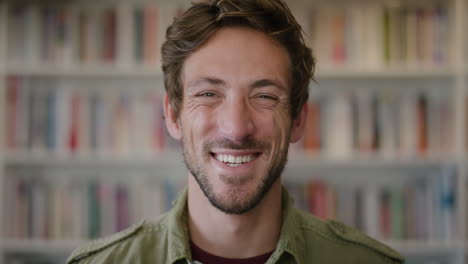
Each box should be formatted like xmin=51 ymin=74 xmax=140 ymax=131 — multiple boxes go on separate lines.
xmin=6 ymin=64 xmax=163 ymax=78
xmin=4 ymin=151 xmax=184 ymax=167
xmin=1 ymin=238 xmax=461 ymax=255
xmin=316 ymin=67 xmax=456 ymax=79
xmin=1 ymin=239 xmax=84 ymax=253
xmin=386 ymin=240 xmax=465 ymax=255
xmin=4 ymin=151 xmax=453 ymax=168
xmin=290 ymin=153 xmax=455 ymax=167
xmin=5 ymin=64 xmax=456 ymax=79
xmin=3 ymin=152 xmax=453 ymax=186
xmin=284 ymin=156 xmax=454 ymax=183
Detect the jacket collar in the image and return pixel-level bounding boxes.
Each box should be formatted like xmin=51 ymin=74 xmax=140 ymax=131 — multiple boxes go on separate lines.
xmin=166 ymin=189 xmax=192 ymax=263
xmin=166 ymin=186 xmax=305 ymax=264
xmin=270 ymin=187 xmax=306 ymax=264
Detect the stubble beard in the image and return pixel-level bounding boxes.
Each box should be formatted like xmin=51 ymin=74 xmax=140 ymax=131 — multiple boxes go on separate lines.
xmin=182 ymin=137 xmax=289 ymax=215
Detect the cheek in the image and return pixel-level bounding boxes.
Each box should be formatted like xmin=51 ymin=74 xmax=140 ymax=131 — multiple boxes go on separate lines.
xmin=271 ymin=108 xmax=291 ymax=135
xmin=275 ymin=115 xmax=292 ymax=151
xmin=260 ymin=111 xmax=291 ymax=151
xmin=258 ymin=99 xmax=291 ymax=138
xmin=180 ymin=109 xmax=213 ymax=149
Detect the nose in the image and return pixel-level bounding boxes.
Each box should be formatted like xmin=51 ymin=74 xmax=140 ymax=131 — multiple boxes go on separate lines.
xmin=217 ymin=96 xmax=255 ymax=142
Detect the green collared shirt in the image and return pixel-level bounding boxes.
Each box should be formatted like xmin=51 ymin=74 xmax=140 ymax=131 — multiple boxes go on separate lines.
xmin=67 ymin=187 xmax=404 ymax=264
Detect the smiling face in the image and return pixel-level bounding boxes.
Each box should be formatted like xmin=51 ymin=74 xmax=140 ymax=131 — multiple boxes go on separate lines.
xmin=164 ymin=27 xmax=306 ymax=214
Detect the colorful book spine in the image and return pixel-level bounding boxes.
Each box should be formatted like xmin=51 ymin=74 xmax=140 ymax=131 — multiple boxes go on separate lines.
xmin=4 ymin=77 xmax=170 ymax=158
xmin=102 ymin=8 xmax=117 ymax=62
xmin=6 ymin=4 xmax=177 ymax=66
xmin=284 ymin=169 xmax=457 ymax=241
xmin=308 ymin=5 xmax=450 ymax=68
xmin=4 ymin=174 xmax=185 ymax=240
xmin=143 ymin=5 xmax=159 ymax=64
xmin=6 ymin=76 xmax=19 ymax=150
xmin=301 ymin=88 xmax=451 ymax=158
xmin=133 ymin=7 xmax=144 ymax=63
xmin=303 ymin=99 xmax=322 ymax=152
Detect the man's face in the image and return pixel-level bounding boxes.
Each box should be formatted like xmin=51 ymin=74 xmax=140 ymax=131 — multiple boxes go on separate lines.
xmin=166 ymin=27 xmax=304 ymax=214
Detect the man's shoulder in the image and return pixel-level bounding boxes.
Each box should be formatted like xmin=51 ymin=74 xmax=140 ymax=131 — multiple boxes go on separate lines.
xmin=295 ymin=209 xmax=405 ymax=263
xmin=66 ymin=215 xmax=170 ymax=264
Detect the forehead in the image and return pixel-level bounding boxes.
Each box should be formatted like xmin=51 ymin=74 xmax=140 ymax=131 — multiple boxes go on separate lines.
xmin=181 ymin=27 xmax=291 ymax=90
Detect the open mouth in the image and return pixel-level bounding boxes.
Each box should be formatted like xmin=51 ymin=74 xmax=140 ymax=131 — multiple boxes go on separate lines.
xmin=210 ymin=152 xmax=261 ymax=167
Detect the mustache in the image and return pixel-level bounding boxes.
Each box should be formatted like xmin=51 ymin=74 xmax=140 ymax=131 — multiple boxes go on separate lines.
xmin=204 ymin=138 xmax=270 ymax=151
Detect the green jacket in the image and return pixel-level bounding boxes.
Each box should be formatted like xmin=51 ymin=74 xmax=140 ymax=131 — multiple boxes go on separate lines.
xmin=67 ymin=187 xmax=404 ymax=264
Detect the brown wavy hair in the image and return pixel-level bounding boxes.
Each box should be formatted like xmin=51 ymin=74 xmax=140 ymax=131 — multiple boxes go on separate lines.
xmin=161 ymin=0 xmax=315 ymax=120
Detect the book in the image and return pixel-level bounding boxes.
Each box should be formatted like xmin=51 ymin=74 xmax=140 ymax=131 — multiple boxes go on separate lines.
xmin=378 ymin=91 xmax=398 ymax=158
xmin=9 ymin=77 xmax=457 ymax=159
xmin=324 ymin=91 xmax=353 ymax=159
xmin=416 ymin=93 xmax=428 ymax=154
xmin=354 ymin=90 xmax=374 ymax=154
xmin=6 ymin=76 xmax=19 ymax=151
xmin=55 ymin=7 xmax=73 ymax=65
xmin=4 ymin=171 xmax=184 ymax=240
xmin=4 ymin=77 xmax=171 ymax=158
xmin=307 ymin=4 xmax=450 ymax=69
xmin=303 ymin=99 xmax=322 ymax=152
xmin=283 ymin=169 xmax=457 ymax=241
xmin=143 ymin=5 xmax=159 ymax=65
xmin=102 ymin=8 xmax=117 ymax=63
xmin=7 ymin=5 xmax=26 ymax=63
xmin=24 ymin=5 xmax=41 ymax=65
xmin=117 ymin=3 xmax=134 ymax=66
xmin=296 ymin=87 xmax=453 ymax=158
xmin=0 ymin=3 xmax=207 ymax=67
xmin=363 ymin=5 xmax=384 ymax=68
xmin=133 ymin=7 xmax=144 ymax=63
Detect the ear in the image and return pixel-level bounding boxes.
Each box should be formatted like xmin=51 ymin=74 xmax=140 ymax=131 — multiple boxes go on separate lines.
xmin=290 ymin=103 xmax=308 ymax=143
xmin=163 ymin=93 xmax=182 ymax=140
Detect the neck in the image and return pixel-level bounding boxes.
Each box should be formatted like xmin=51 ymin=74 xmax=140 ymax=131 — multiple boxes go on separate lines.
xmin=187 ymin=175 xmax=282 ymax=259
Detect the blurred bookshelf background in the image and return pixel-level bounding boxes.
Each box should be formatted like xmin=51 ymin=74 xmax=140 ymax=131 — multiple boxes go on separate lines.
xmin=0 ymin=0 xmax=467 ymax=263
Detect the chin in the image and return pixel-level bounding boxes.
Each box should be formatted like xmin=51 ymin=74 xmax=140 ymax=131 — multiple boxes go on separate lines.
xmin=210 ymin=178 xmax=268 ymax=214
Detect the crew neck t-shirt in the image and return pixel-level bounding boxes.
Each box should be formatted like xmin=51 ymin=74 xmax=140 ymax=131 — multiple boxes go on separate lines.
xmin=190 ymin=241 xmax=274 ymax=264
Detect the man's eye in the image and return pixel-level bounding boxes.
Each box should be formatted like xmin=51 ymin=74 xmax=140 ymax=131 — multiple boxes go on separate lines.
xmin=199 ymin=92 xmax=217 ymax=97
xmin=253 ymin=94 xmax=279 ymax=107
xmin=257 ymin=94 xmax=277 ymax=101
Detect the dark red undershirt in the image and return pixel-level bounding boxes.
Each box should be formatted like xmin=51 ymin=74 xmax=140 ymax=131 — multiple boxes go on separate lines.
xmin=190 ymin=241 xmax=274 ymax=264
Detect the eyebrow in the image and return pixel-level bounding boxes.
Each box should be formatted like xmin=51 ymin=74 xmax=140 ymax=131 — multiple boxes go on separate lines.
xmin=250 ymin=79 xmax=286 ymax=91
xmin=187 ymin=76 xmax=286 ymax=91
xmin=187 ymin=77 xmax=226 ymax=89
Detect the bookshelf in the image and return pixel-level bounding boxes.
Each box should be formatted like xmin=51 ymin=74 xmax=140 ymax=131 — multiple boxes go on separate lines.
xmin=1 ymin=240 xmax=83 ymax=255
xmin=454 ymin=1 xmax=468 ymax=264
xmin=5 ymin=65 xmax=164 ymax=78
xmin=0 ymin=1 xmax=8 ymax=264
xmin=316 ymin=68 xmax=456 ymax=78
xmin=4 ymin=65 xmax=456 ymax=78
xmin=1 ymin=0 xmax=468 ymax=264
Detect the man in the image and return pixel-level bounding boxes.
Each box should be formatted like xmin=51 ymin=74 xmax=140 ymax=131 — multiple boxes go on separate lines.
xmin=68 ymin=0 xmax=404 ymax=263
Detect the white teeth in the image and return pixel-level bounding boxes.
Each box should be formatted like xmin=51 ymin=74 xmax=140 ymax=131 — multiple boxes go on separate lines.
xmin=215 ymin=154 xmax=255 ymax=165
